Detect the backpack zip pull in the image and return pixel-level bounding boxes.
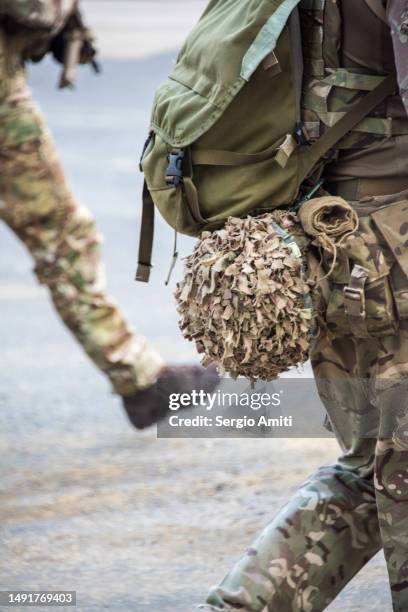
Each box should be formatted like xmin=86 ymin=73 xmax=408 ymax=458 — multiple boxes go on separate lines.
xmin=165 ymin=230 xmax=179 ymax=286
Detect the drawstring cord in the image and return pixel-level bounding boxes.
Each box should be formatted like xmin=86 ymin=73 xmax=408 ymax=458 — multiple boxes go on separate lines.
xmin=165 ymin=229 xmax=179 ymax=286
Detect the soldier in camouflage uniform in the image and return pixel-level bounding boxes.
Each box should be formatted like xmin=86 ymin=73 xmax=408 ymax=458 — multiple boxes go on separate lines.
xmin=0 ymin=1 xmax=218 ymax=429
xmin=197 ymin=1 xmax=408 ymax=611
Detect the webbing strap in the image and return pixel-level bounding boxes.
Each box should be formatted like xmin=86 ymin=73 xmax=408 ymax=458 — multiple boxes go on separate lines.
xmin=135 ymin=182 xmax=155 ymax=283
xmin=300 ymin=0 xmax=325 ymax=10
xmin=191 ymin=135 xmax=290 ymax=167
xmin=136 ymin=171 xmax=205 ymax=283
xmin=303 ymin=57 xmax=325 ymax=78
xmin=183 ymin=148 xmax=207 ymax=224
xmin=322 ymin=69 xmax=385 ymax=91
xmin=303 ymin=108 xmax=408 ymax=136
xmin=299 ymin=73 xmax=397 ymax=183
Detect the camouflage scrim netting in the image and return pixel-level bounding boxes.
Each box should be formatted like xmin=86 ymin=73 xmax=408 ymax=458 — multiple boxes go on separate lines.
xmin=175 ymin=211 xmax=315 ymax=381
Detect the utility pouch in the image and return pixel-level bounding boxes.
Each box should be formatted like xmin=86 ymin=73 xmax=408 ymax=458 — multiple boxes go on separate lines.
xmin=390 ymin=264 xmax=408 ymax=320
xmin=372 ymin=200 xmax=408 ymax=278
xmin=325 ymin=214 xmax=397 ymax=338
xmin=372 ymin=199 xmax=408 ymax=323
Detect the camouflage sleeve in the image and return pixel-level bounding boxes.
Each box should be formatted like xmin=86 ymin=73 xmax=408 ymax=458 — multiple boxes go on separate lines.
xmin=387 ymin=0 xmax=408 ymax=115
xmin=0 ymin=0 xmax=77 ymax=30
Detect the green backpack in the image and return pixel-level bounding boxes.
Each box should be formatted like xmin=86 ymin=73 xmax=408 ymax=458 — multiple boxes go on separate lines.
xmin=136 ymin=0 xmax=395 ymax=282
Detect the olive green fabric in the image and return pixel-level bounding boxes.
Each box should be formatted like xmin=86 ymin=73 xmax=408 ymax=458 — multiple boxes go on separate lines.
xmin=141 ymin=0 xmax=302 ymax=237
xmin=140 ymin=0 xmax=397 ymax=257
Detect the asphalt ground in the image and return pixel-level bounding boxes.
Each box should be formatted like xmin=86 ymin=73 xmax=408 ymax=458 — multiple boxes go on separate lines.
xmin=0 ymin=3 xmax=391 ymax=611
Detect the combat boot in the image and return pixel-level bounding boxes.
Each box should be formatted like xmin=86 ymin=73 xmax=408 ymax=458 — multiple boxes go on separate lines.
xmin=121 ymin=365 xmax=219 ymax=429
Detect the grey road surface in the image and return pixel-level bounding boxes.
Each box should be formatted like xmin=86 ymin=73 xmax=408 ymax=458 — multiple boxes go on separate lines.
xmin=0 ymin=3 xmax=391 ymax=611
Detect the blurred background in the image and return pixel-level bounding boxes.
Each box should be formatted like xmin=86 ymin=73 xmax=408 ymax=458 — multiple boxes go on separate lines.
xmin=0 ymin=2 xmax=390 ymax=611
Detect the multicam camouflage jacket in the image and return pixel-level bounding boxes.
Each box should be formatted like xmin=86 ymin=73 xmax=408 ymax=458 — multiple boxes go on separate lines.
xmin=0 ymin=0 xmax=77 ymax=32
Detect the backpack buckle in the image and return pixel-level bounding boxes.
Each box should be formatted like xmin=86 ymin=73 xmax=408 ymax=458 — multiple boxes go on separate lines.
xmin=165 ymin=149 xmax=185 ymax=187
xmin=343 ymin=285 xmax=366 ymax=317
xmin=294 ymin=122 xmax=310 ymax=146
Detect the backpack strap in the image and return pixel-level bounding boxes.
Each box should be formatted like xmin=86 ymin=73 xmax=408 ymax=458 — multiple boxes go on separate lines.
xmin=135 ymin=182 xmax=155 ymax=282
xmin=299 ymin=73 xmax=397 ymax=183
xmin=191 ymin=134 xmax=296 ymax=168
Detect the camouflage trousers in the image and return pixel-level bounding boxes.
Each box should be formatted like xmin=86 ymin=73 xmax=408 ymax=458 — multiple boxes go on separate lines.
xmin=197 ymin=325 xmax=408 ymax=612
xmin=0 ymin=83 xmax=163 ymax=395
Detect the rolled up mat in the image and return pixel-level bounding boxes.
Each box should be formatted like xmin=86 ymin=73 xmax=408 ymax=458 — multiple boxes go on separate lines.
xmin=298 ymin=195 xmax=359 ymax=278
xmin=299 ymin=195 xmax=359 ymax=240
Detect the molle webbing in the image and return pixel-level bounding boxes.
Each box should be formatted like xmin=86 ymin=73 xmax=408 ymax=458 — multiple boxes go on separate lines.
xmin=299 ymin=0 xmax=327 ymax=79
xmin=299 ymin=0 xmax=408 ymax=142
xmin=299 ymin=74 xmax=397 ymax=184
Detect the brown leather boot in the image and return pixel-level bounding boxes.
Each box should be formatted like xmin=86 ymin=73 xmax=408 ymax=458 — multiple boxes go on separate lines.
xmin=121 ymin=365 xmax=220 ymax=430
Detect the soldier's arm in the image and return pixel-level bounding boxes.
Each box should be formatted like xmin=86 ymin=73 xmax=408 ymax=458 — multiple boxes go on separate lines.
xmin=387 ymin=0 xmax=408 ymax=115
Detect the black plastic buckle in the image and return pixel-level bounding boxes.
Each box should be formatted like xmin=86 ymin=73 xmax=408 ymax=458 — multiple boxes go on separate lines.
xmin=165 ymin=149 xmax=185 ymax=187
xmin=294 ymin=121 xmax=310 ymax=146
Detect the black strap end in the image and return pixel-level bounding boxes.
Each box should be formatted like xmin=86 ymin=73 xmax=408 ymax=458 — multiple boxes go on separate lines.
xmin=135 ymin=262 xmax=152 ymax=283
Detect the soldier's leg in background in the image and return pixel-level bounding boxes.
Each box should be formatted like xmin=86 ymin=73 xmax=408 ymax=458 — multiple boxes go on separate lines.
xmin=0 ymin=99 xmax=164 ymax=396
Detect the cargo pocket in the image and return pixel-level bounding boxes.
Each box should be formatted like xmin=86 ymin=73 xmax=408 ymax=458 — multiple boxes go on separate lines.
xmin=372 ymin=200 xmax=408 ymax=323
xmin=390 ymin=264 xmax=408 ymax=320
xmin=372 ymin=200 xmax=408 ymax=277
xmin=325 ymin=216 xmax=397 ymax=338
xmin=364 ymin=276 xmax=397 ymax=336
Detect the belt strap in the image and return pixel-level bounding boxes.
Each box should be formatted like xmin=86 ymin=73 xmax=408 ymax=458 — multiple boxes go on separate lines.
xmin=343 ymin=265 xmax=371 ymax=338
xmin=135 ymin=181 xmax=154 ymax=282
